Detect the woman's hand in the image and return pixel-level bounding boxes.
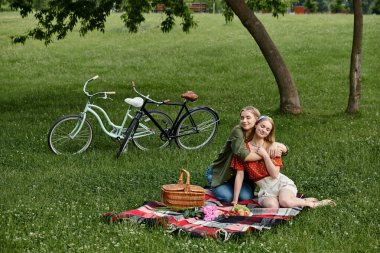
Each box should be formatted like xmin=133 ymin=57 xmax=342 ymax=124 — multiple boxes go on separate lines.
xmin=268 ymin=142 xmax=287 ymax=158
xmin=256 ymin=146 xmax=269 ymax=159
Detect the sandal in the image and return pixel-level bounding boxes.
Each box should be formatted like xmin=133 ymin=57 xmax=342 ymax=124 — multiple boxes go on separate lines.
xmin=312 ymin=199 xmax=336 ymax=208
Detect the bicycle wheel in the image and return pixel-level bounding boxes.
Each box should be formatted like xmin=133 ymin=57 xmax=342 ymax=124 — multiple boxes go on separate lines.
xmin=133 ymin=110 xmax=173 ymax=151
xmin=117 ymin=118 xmax=139 ymax=158
xmin=175 ymin=107 xmax=219 ymax=150
xmin=48 ymin=115 xmax=93 ymax=155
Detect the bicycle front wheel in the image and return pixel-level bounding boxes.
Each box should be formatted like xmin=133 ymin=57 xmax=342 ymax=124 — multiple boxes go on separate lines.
xmin=175 ymin=107 xmax=219 ymax=150
xmin=133 ymin=110 xmax=173 ymax=151
xmin=48 ymin=115 xmax=93 ymax=155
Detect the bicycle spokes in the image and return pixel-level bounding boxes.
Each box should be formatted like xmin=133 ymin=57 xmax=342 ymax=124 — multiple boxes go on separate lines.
xmin=175 ymin=108 xmax=218 ymax=150
xmin=48 ymin=115 xmax=93 ymax=155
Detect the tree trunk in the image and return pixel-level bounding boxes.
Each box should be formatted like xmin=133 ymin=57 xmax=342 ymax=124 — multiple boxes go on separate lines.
xmin=346 ymin=0 xmax=363 ymax=113
xmin=226 ymin=0 xmax=301 ymax=114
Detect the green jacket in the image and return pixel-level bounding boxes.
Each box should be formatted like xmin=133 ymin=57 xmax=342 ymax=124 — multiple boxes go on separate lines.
xmin=210 ymin=126 xmax=249 ymax=188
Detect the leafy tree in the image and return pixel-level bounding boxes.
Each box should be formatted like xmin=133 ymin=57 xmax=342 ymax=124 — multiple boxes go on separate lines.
xmin=10 ymin=0 xmax=197 ymax=44
xmin=10 ymin=0 xmax=301 ymax=114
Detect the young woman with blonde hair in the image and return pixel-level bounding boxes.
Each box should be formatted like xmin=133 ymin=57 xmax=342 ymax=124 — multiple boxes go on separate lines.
xmin=231 ymin=116 xmax=336 ymax=208
xmin=206 ymin=107 xmax=287 ymax=203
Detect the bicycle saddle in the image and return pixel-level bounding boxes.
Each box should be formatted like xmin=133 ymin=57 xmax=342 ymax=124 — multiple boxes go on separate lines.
xmin=181 ymin=91 xmax=198 ymax=102
xmin=125 ymin=97 xmax=144 ymax=108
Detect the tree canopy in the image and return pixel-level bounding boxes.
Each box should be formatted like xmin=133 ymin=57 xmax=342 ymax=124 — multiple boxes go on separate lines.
xmin=10 ymin=0 xmax=292 ymax=45
xmin=10 ymin=0 xmax=198 ymax=44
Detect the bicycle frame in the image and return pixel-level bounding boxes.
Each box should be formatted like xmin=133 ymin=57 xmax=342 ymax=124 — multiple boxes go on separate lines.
xmin=137 ymin=99 xmax=194 ymax=141
xmin=127 ymin=81 xmax=216 ymax=143
xmin=69 ymin=76 xmax=163 ymax=142
xmin=68 ymin=100 xmax=134 ymax=140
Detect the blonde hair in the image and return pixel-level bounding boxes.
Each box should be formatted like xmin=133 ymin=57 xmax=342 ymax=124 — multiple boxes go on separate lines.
xmin=255 ymin=116 xmax=276 ymax=143
xmin=240 ymin=106 xmax=260 ymax=119
xmin=240 ymin=106 xmax=261 ymax=142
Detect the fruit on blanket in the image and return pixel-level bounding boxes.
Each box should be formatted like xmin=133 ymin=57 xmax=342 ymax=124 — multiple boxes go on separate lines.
xmin=230 ymin=204 xmax=251 ymax=216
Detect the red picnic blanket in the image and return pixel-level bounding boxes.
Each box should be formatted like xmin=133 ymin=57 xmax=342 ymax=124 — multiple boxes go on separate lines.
xmin=101 ymin=190 xmax=305 ymax=241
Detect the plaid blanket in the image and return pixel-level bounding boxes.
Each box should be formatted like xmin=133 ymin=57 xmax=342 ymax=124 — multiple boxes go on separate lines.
xmin=101 ymin=190 xmax=305 ymax=241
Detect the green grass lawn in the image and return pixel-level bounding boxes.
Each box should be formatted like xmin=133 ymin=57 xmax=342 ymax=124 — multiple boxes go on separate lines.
xmin=1 ymin=11 xmax=379 ymax=252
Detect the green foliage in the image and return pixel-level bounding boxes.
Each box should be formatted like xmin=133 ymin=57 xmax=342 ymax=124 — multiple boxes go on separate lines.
xmin=222 ymin=0 xmax=290 ymax=23
xmin=258 ymin=0 xmax=289 ymax=16
xmin=0 ymin=0 xmax=12 ymax=11
xmin=182 ymin=208 xmax=204 ymax=218
xmin=304 ymin=0 xmax=317 ymax=12
xmin=1 ymin=12 xmax=380 ymax=252
xmin=121 ymin=0 xmax=196 ymax=33
xmin=221 ymin=0 xmax=234 ymax=23
xmin=11 ymin=0 xmax=121 ymax=44
xmin=10 ymin=0 xmax=196 ymax=44
xmin=32 ymin=0 xmax=45 ymax=10
xmin=120 ymin=0 xmax=151 ymax=33
xmin=373 ymin=0 xmax=380 ymax=14
xmin=293 ymin=0 xmax=377 ymax=14
xmin=330 ymin=0 xmax=350 ymax=13
xmin=315 ymin=0 xmax=329 ymax=12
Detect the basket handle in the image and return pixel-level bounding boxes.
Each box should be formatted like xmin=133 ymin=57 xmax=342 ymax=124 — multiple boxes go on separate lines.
xmin=177 ymin=169 xmax=190 ymax=192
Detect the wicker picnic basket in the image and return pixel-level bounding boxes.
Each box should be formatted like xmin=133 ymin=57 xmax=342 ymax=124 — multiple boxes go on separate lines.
xmin=161 ymin=169 xmax=205 ymax=209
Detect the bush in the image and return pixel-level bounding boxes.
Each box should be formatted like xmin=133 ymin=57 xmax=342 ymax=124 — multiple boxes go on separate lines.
xmin=304 ymin=0 xmax=317 ymax=13
xmin=331 ymin=0 xmax=350 ymax=13
xmin=316 ymin=0 xmax=329 ymax=13
xmin=373 ymin=0 xmax=380 ymax=14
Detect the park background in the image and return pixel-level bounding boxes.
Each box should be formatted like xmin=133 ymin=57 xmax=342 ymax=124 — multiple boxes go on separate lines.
xmin=1 ymin=2 xmax=379 ymax=252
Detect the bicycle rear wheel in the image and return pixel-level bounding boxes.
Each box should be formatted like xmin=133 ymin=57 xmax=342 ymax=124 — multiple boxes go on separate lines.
xmin=175 ymin=107 xmax=219 ymax=150
xmin=133 ymin=110 xmax=173 ymax=151
xmin=48 ymin=115 xmax=93 ymax=155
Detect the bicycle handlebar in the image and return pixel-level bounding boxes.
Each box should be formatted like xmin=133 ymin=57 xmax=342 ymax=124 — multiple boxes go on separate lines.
xmin=83 ymin=75 xmax=116 ymax=99
xmin=131 ymin=80 xmax=163 ymax=105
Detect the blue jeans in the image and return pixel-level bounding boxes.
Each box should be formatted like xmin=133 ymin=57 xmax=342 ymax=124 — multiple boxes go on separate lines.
xmin=206 ymin=166 xmax=254 ymax=203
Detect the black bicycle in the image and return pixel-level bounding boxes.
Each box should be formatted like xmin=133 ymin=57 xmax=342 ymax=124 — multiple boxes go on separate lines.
xmin=117 ymin=81 xmax=219 ymax=158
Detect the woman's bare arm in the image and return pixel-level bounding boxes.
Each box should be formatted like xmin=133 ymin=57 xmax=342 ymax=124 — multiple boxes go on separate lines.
xmin=244 ymin=151 xmax=262 ymax=162
xmin=232 ymin=170 xmax=244 ymax=204
xmin=257 ymin=147 xmax=280 ymax=178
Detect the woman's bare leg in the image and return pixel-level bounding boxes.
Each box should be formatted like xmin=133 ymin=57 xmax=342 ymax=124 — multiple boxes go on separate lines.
xmin=261 ymin=197 xmax=280 ymax=208
xmin=278 ymin=189 xmax=315 ymax=208
xmin=279 ymin=189 xmax=336 ymax=208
